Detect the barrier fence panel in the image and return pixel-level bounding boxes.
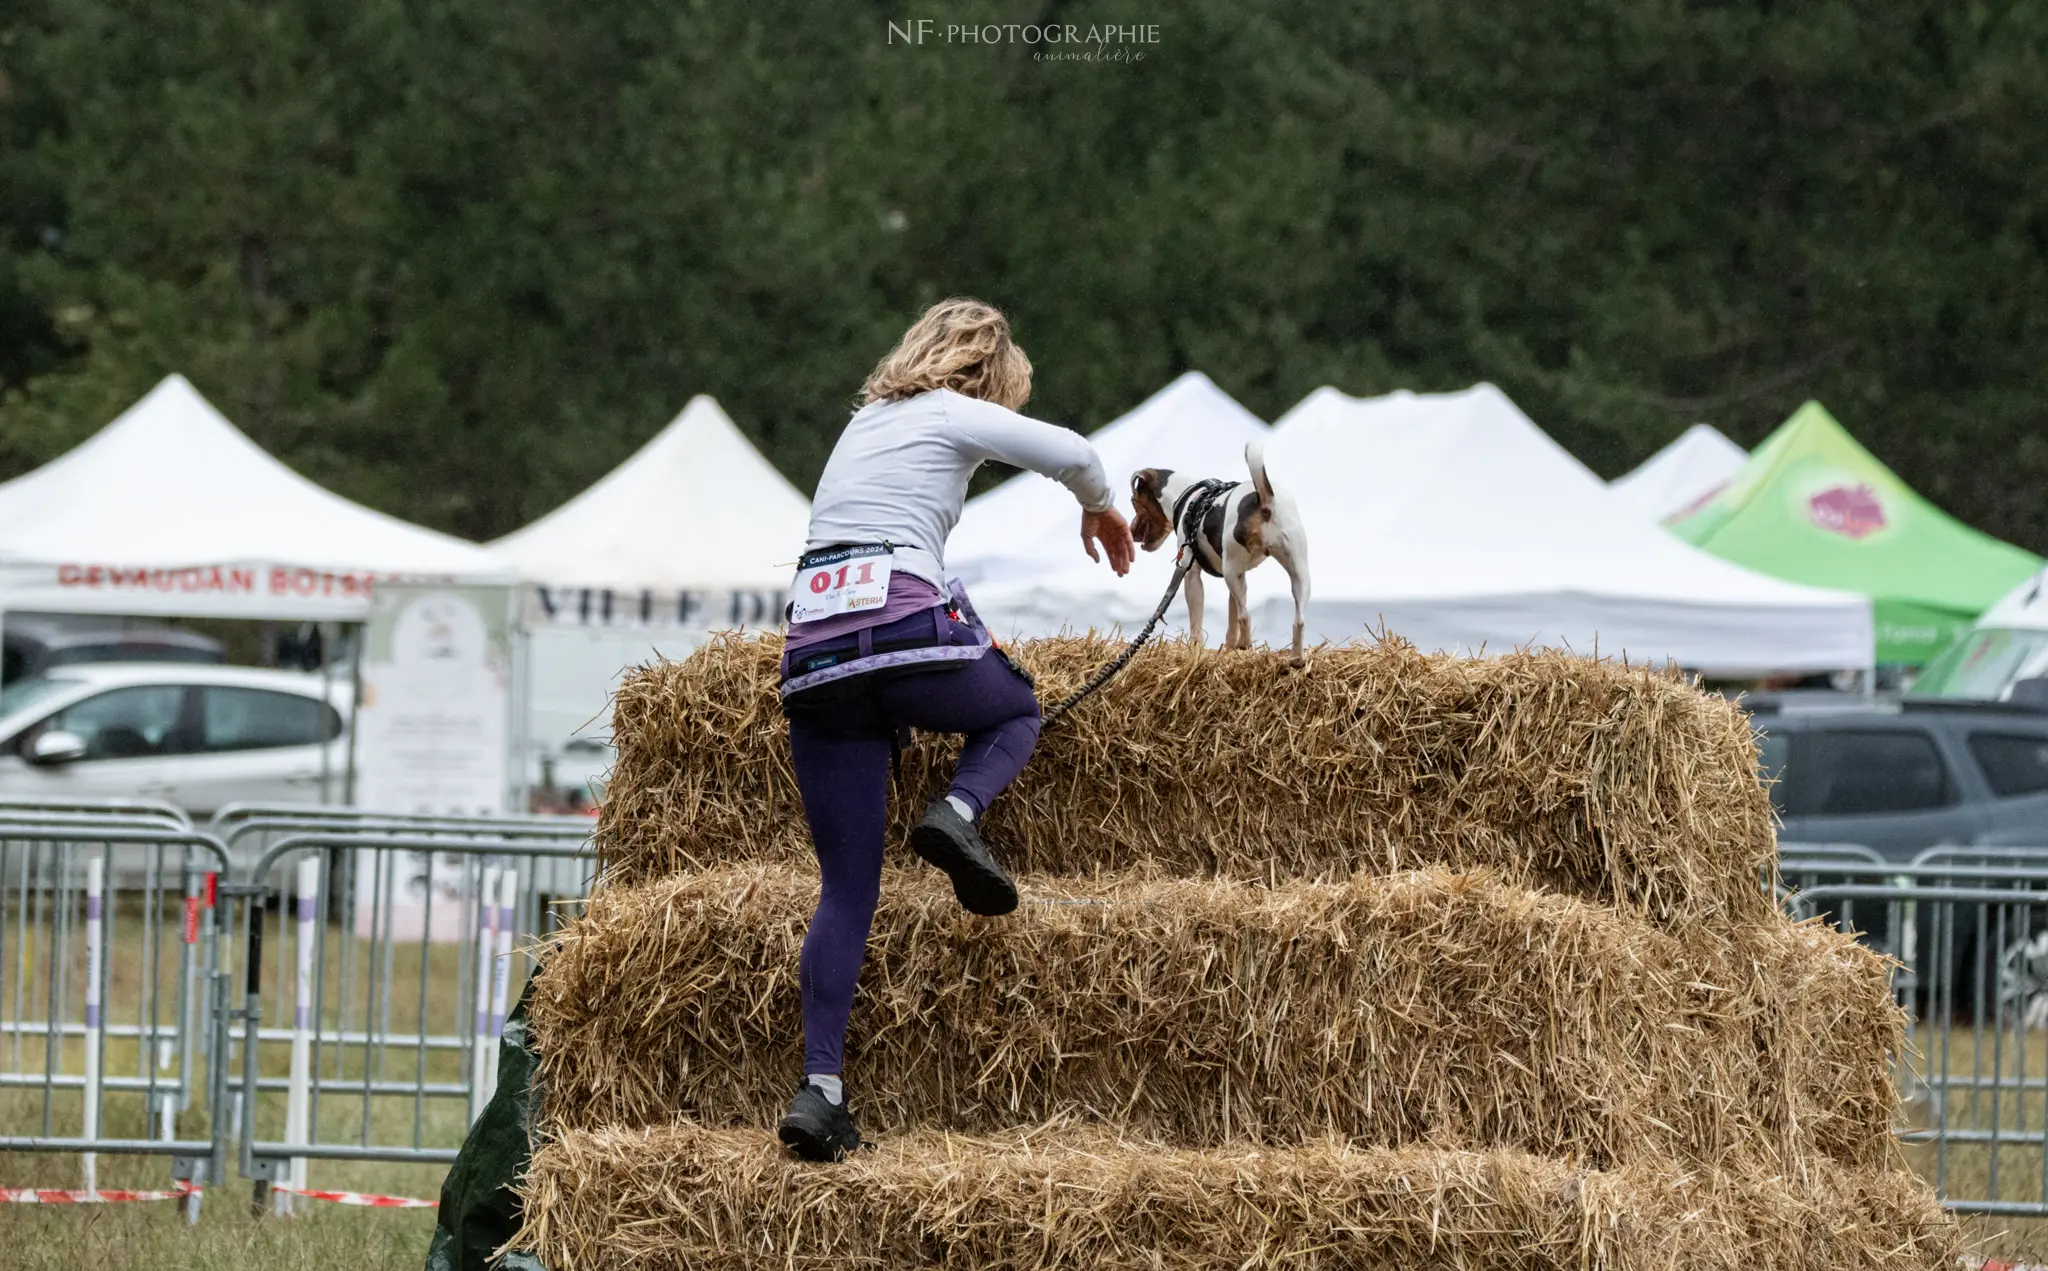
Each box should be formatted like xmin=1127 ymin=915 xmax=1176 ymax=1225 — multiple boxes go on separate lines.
xmin=210 ymin=801 xmax=591 ymax=833
xmin=235 ymin=832 xmax=594 ymax=1214
xmin=1782 ymin=850 xmax=2048 ymax=1218
xmin=0 ymin=822 xmax=233 ymax=1219
xmin=208 ymin=809 xmax=589 ymax=1048
xmin=0 ymin=795 xmax=191 ymax=831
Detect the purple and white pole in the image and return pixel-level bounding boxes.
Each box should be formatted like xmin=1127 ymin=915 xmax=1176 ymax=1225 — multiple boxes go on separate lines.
xmin=467 ymin=867 xmax=501 ymax=1125
xmin=484 ymin=868 xmax=518 ymax=1101
xmin=82 ymin=855 xmax=105 ymax=1194
xmin=282 ymin=856 xmax=320 ymax=1215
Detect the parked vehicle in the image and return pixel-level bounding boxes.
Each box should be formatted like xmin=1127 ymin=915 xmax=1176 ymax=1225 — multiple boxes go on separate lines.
xmin=0 ymin=664 xmax=349 ymax=814
xmin=1 ymin=615 xmax=224 ymax=684
xmin=529 ymin=735 xmax=610 ymax=814
xmin=1751 ymin=695 xmax=2048 ymax=857
xmin=1755 ymin=694 xmax=2048 ymax=1015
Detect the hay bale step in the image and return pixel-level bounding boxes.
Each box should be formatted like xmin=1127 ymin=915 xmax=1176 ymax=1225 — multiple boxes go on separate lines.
xmin=513 ymin=1123 xmax=1955 ymax=1271
xmin=530 ymin=866 xmax=1899 ymax=1170
xmin=597 ymin=635 xmax=1775 ymax=927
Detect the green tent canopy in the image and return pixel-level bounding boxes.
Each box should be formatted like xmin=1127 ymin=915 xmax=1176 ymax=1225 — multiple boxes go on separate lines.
xmin=1669 ymin=401 xmax=2041 ymax=665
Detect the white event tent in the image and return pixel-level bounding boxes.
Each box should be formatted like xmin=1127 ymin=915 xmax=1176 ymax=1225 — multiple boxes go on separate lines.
xmin=951 ymin=372 xmax=1268 ymax=629
xmin=1608 ymin=423 xmax=1747 ymax=524
xmin=0 ymin=374 xmax=521 ymax=812
xmin=0 ymin=374 xmax=512 ymax=621
xmin=1906 ymin=567 xmax=2048 ymax=703
xmin=1980 ymin=568 xmax=2048 ymax=634
xmin=487 ymin=395 xmax=810 ymax=629
xmin=485 ymin=394 xmax=812 ymax=753
xmin=975 ymin=383 xmax=1873 ymax=674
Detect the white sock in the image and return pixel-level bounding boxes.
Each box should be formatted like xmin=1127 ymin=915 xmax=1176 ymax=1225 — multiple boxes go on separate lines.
xmin=946 ymin=795 xmax=976 ymax=823
xmin=807 ymin=1073 xmax=844 ymax=1105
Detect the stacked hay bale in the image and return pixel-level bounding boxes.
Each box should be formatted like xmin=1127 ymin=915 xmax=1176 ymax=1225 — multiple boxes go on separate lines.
xmin=513 ymin=635 xmax=1958 ymax=1270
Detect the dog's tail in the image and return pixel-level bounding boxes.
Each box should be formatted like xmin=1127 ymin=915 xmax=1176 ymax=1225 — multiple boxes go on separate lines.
xmin=1246 ymin=441 xmax=1276 ymax=518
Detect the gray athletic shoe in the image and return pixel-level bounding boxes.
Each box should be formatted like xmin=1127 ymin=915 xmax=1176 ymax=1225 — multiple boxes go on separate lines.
xmin=777 ymin=1079 xmax=864 ymax=1162
xmin=909 ymin=798 xmax=1019 ymax=916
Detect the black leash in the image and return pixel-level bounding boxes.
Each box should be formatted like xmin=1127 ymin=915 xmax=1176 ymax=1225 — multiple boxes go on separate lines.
xmin=1040 ymin=479 xmax=1231 ymax=728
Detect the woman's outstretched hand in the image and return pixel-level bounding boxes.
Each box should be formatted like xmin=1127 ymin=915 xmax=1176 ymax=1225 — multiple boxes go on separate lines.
xmin=1080 ymin=507 xmax=1136 ymax=577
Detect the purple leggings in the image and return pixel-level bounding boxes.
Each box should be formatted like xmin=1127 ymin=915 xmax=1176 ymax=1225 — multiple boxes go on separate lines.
xmin=787 ymin=644 xmax=1041 ymax=1077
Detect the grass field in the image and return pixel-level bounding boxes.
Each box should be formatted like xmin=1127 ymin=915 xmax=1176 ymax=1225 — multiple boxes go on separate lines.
xmin=1902 ymin=1019 xmax=2048 ymax=1258
xmin=0 ymin=1069 xmax=444 ymax=1271
xmin=8 ymin=907 xmax=2048 ymax=1267
xmin=0 ymin=1181 xmax=434 ymax=1271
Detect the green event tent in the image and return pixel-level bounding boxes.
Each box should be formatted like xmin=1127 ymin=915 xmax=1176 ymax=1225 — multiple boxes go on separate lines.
xmin=1669 ymin=401 xmax=2041 ymax=665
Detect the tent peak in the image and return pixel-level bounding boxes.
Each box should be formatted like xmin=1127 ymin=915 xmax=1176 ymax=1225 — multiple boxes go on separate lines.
xmin=484 ymin=394 xmax=810 ymax=591
xmin=0 ymin=373 xmax=512 ymax=617
xmin=662 ymin=394 xmax=744 ymax=436
xmin=1609 ymin=422 xmax=1747 ymax=524
xmin=1669 ymin=398 xmax=2039 ymax=661
xmin=1277 ymin=382 xmax=1517 ymax=430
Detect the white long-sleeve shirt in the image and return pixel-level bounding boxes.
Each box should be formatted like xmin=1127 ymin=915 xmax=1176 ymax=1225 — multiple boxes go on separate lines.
xmin=804 ymin=389 xmax=1113 ymax=590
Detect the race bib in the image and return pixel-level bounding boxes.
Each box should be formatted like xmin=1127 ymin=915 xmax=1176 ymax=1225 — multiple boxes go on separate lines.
xmin=790 ymin=544 xmax=894 ymax=624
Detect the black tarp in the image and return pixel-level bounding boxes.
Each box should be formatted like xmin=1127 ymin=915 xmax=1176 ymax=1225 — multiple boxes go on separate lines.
xmin=425 ymin=972 xmax=547 ymax=1271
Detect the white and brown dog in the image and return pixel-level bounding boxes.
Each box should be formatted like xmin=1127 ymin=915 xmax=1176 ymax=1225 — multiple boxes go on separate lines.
xmin=1129 ymin=442 xmax=1311 ymax=666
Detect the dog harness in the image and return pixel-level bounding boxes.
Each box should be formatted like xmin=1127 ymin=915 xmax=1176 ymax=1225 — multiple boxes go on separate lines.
xmin=1169 ymin=478 xmax=1235 ymax=579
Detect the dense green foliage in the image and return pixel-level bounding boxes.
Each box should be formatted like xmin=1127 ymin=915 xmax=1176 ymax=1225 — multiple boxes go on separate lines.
xmin=2 ymin=1 xmax=2044 ymax=549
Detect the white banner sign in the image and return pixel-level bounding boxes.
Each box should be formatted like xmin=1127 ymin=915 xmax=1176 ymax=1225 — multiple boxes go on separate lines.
xmin=358 ymin=585 xmax=513 ymax=815
xmin=0 ymin=559 xmax=399 ymax=620
xmin=355 ymin=584 xmax=514 ymax=942
xmin=522 ymin=584 xmax=781 ymax=630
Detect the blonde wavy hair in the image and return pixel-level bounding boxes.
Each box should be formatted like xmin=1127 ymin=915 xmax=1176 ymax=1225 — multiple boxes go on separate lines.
xmin=862 ymin=298 xmax=1033 ymax=411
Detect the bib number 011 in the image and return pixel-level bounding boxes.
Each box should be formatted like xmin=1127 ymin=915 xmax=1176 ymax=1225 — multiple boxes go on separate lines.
xmin=790 ymin=544 xmax=894 ymax=624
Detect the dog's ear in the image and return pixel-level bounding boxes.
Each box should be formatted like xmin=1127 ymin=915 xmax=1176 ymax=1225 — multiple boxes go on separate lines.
xmin=1128 ymin=468 xmax=1175 ymax=552
xmin=1130 ymin=468 xmax=1173 ymax=502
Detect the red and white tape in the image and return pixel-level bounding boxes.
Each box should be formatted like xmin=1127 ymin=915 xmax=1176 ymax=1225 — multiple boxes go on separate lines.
xmin=1 ymin=1184 xmax=198 ymax=1204
xmin=1 ymin=1180 xmax=433 ymax=1210
xmin=276 ymin=1184 xmax=436 ymax=1209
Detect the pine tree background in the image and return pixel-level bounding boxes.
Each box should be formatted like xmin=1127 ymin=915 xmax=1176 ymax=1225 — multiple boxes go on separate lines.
xmin=3 ymin=1 xmax=2044 ymax=549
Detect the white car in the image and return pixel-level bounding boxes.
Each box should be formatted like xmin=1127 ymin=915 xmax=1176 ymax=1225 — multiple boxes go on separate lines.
xmin=0 ymin=664 xmax=352 ymax=814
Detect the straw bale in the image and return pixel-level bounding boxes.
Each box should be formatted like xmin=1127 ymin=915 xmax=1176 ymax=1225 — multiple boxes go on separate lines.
xmin=596 ymin=634 xmax=1775 ymax=926
xmin=514 ymin=1122 xmax=1956 ymax=1271
xmin=529 ymin=866 xmax=1899 ymax=1171
xmin=1734 ymin=912 xmax=1907 ymax=1170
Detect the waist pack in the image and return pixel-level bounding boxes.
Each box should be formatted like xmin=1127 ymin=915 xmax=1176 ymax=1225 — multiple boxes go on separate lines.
xmin=779 ymin=581 xmax=993 ymax=721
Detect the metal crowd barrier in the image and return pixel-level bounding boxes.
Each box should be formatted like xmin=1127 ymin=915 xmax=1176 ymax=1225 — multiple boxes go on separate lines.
xmin=207 ymin=807 xmax=590 ymax=1054
xmin=232 ymin=830 xmax=595 ymax=1213
xmin=1781 ymin=843 xmax=2048 ymax=1218
xmin=0 ymin=794 xmax=190 ymax=830
xmin=0 ymin=802 xmax=596 ymax=1216
xmin=208 ymin=801 xmax=592 ymax=842
xmin=207 ymin=801 xmax=589 ymax=865
xmin=0 ymin=816 xmax=232 ymax=1219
